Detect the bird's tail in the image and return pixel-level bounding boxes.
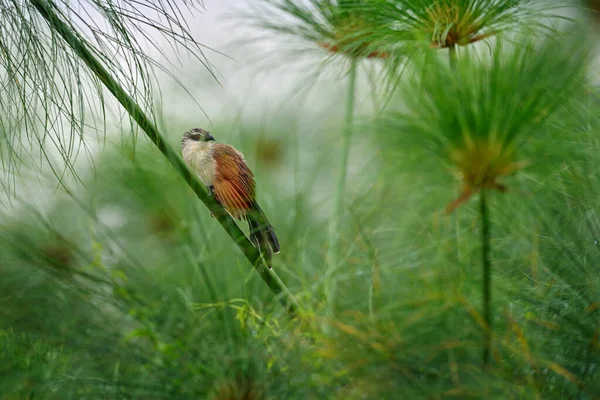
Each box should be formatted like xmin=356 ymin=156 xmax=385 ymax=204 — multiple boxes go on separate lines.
xmin=247 ymin=204 xmax=280 ymax=266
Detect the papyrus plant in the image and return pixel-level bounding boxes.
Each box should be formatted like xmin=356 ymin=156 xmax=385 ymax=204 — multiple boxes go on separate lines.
xmin=243 ymin=0 xmax=396 ymax=320
xmin=371 ymin=0 xmax=564 ymax=64
xmin=379 ymin=31 xmax=588 ymax=365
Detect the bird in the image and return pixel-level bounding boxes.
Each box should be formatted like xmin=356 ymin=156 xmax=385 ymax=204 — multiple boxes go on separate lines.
xmin=181 ymin=128 xmax=280 ymax=265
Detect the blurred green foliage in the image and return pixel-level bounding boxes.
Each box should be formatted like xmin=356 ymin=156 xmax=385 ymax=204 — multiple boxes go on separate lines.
xmin=2 ymin=0 xmax=600 ymax=399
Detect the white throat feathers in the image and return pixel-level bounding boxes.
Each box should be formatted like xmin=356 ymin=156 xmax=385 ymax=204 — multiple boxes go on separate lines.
xmin=181 ymin=139 xmax=217 ymax=187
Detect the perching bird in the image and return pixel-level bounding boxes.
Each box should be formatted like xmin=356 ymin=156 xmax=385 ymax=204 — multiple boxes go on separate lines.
xmin=181 ymin=128 xmax=280 ymax=264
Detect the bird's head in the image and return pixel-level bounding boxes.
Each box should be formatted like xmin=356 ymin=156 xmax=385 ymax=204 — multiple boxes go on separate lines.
xmin=182 ymin=128 xmax=215 ymax=143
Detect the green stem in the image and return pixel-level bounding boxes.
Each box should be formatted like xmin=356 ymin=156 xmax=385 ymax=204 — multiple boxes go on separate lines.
xmin=448 ymin=45 xmax=457 ymax=68
xmin=480 ymin=190 xmax=492 ymax=366
xmin=30 ymin=0 xmax=299 ymax=317
xmin=448 ymin=45 xmax=460 ymax=275
xmin=325 ymin=58 xmax=357 ymax=320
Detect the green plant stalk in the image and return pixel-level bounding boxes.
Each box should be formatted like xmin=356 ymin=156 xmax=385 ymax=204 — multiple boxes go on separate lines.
xmin=447 ymin=45 xmax=462 ymax=281
xmin=30 ymin=0 xmax=299 ymax=317
xmin=325 ymin=58 xmax=357 ymax=319
xmin=480 ymin=190 xmax=492 ymax=366
xmin=448 ymin=45 xmax=457 ymax=68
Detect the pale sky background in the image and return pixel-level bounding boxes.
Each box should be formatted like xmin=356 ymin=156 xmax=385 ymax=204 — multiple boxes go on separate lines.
xmin=6 ymin=0 xmax=596 ymax=213
xmin=114 ymin=0 xmax=379 ymax=216
xmin=128 ymin=0 xmax=598 ymax=135
xmin=140 ymin=0 xmax=367 ymax=131
xmin=15 ymin=0 xmax=372 ymax=216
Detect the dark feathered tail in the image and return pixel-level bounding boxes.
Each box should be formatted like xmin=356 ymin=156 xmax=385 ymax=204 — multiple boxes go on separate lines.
xmin=247 ymin=204 xmax=279 ymax=267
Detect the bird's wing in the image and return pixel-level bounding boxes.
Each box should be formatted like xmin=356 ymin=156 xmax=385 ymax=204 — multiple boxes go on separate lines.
xmin=212 ymin=143 xmax=256 ymax=219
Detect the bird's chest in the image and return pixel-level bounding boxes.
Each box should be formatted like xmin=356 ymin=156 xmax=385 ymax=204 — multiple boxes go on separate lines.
xmin=183 ymin=146 xmax=217 ymax=186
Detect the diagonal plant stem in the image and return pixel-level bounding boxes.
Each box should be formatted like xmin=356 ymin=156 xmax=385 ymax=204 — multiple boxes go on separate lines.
xmin=325 ymin=58 xmax=357 ymax=321
xmin=480 ymin=189 xmax=492 ymax=367
xmin=30 ymin=0 xmax=299 ymax=317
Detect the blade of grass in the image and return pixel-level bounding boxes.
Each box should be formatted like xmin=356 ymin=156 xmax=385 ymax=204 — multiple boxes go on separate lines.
xmin=325 ymin=57 xmax=357 ymax=321
xmin=29 ymin=0 xmax=299 ymax=317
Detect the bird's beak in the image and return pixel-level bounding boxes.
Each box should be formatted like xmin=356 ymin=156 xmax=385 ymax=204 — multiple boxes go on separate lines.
xmin=205 ymin=133 xmax=215 ymax=141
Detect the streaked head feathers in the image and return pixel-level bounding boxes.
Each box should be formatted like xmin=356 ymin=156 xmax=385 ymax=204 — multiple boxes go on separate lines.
xmin=183 ymin=128 xmax=215 ymax=142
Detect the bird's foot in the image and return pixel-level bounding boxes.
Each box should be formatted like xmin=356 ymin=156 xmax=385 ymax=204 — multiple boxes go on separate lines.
xmin=207 ymin=185 xmax=215 ymax=196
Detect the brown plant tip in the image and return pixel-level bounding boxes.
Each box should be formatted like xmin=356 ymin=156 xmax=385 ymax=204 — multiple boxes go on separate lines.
xmin=424 ymin=3 xmax=497 ymax=49
xmin=318 ymin=41 xmax=388 ymax=59
xmin=317 ymin=16 xmax=389 ymax=59
xmin=588 ymin=0 xmax=600 ymax=21
xmin=41 ymin=239 xmax=73 ymax=267
xmin=255 ymin=137 xmax=285 ymax=166
xmin=445 ymin=186 xmax=474 ymax=214
xmin=150 ymin=212 xmax=176 ymax=235
xmin=445 ymin=181 xmax=508 ymax=215
xmin=444 ymin=140 xmax=525 ymax=214
xmin=430 ymin=31 xmax=496 ymax=49
xmin=212 ymin=375 xmax=265 ymax=400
